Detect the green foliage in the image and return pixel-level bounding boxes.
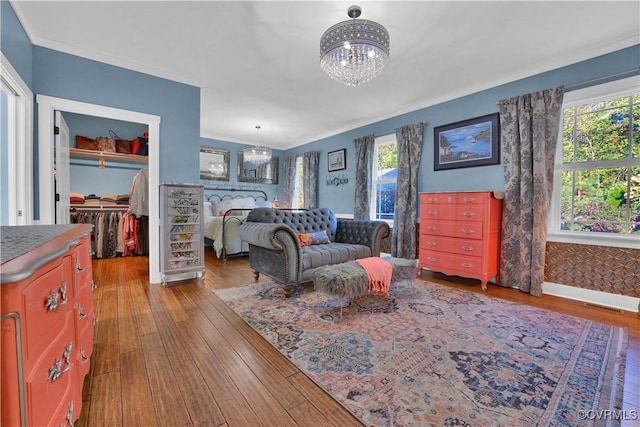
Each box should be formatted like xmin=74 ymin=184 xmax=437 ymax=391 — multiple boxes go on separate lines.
xmin=561 ymin=93 xmax=639 ymax=234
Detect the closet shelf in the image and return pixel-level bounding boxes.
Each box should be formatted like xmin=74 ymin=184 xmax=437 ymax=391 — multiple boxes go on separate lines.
xmin=70 ymin=204 xmax=130 ymax=210
xmin=69 ymin=148 xmax=147 ymax=164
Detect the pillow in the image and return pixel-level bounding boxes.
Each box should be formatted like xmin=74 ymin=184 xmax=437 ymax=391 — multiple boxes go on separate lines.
xmin=202 ymin=201 xmax=215 ymax=217
xmin=229 ymin=197 xmax=256 ymax=210
xmin=297 ymin=230 xmax=331 ymax=247
xmin=217 ymin=200 xmax=231 ymax=215
xmin=257 ymin=200 xmax=272 ymax=208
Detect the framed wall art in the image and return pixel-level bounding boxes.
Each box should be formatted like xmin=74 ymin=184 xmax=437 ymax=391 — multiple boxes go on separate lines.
xmin=328 ymin=148 xmax=346 ymax=172
xmin=199 ymin=147 xmax=230 ymax=181
xmin=434 ymin=113 xmax=500 ymax=171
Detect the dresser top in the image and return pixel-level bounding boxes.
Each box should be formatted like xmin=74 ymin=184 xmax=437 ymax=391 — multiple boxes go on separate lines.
xmin=1 ymin=224 xmax=92 ymax=284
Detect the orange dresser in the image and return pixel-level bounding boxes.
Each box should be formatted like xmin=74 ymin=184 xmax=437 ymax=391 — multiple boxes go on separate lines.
xmin=1 ymin=224 xmax=94 ymax=427
xmin=418 ymin=191 xmax=502 ymax=290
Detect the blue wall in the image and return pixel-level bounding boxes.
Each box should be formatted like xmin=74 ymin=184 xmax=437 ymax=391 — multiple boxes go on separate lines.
xmin=293 ymin=45 xmax=640 ymax=215
xmin=32 ymin=46 xmax=201 ymax=187
xmin=0 ymin=0 xmax=32 ymax=89
xmin=200 ymin=137 xmax=283 ymax=200
xmin=63 ymin=112 xmax=148 ymax=197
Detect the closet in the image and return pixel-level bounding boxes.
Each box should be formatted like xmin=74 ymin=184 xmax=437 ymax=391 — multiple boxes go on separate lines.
xmin=60 ymin=112 xmax=149 ymax=259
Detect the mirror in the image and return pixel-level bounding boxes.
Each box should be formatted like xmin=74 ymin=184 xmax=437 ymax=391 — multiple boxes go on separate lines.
xmin=200 ymin=147 xmax=230 ymax=181
xmin=237 ymin=152 xmax=278 ymax=184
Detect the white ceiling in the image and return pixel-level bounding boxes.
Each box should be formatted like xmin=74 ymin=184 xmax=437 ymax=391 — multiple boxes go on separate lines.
xmin=11 ymin=1 xmax=640 ymax=149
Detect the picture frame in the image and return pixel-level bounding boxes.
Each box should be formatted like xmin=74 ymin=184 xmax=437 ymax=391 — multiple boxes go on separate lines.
xmin=328 ymin=148 xmax=346 ymax=172
xmin=434 ymin=113 xmax=500 ymax=171
xmin=199 ymin=147 xmax=230 ymax=181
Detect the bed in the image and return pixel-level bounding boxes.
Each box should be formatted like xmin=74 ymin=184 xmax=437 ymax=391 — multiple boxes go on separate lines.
xmin=202 ymin=188 xmax=272 ymax=262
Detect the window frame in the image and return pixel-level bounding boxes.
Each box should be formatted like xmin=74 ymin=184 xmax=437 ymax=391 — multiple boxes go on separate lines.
xmin=547 ymin=75 xmax=640 ymax=249
xmin=369 ymin=134 xmax=398 ymax=224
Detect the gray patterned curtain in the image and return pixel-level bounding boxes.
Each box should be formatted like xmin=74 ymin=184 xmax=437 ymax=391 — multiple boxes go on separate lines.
xmin=353 ymin=135 xmax=375 ymax=220
xmin=392 ymin=124 xmax=423 ymax=258
xmin=498 ymin=87 xmax=564 ymax=296
xmin=282 ymin=156 xmax=297 ymax=209
xmin=302 ymin=151 xmax=319 ymax=209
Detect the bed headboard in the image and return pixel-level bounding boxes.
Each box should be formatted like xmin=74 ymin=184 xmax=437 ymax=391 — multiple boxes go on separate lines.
xmin=203 ymin=187 xmax=268 ymax=203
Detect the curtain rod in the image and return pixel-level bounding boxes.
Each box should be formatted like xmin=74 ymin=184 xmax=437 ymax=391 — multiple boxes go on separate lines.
xmin=374 ymin=120 xmax=427 ymax=138
xmin=564 ymin=67 xmax=639 ymax=91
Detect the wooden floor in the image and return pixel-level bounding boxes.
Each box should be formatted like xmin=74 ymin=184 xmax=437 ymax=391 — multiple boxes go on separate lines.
xmin=77 ymin=250 xmax=640 ymax=427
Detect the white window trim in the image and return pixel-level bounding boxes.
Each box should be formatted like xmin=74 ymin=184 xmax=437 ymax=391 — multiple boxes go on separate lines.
xmin=547 ymin=75 xmax=640 ymax=250
xmin=1 ymin=53 xmax=33 ymax=225
xmin=370 ymin=134 xmax=397 ymax=225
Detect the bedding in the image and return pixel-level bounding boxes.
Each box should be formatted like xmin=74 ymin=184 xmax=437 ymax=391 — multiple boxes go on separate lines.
xmin=204 ymin=212 xmax=249 ymax=258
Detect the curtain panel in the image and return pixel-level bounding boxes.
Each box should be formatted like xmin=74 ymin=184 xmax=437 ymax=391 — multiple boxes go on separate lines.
xmin=282 ymin=156 xmax=297 ymax=209
xmin=302 ymin=151 xmax=319 ymax=209
xmin=353 ymin=135 xmax=375 ymax=220
xmin=392 ymin=124 xmax=423 ymax=258
xmin=498 ymin=86 xmax=564 ymax=296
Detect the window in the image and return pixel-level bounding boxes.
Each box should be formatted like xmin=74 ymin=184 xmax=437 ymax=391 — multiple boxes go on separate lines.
xmin=370 ymin=134 xmax=397 ymax=222
xmin=292 ymin=156 xmax=304 ymax=209
xmin=549 ymin=76 xmax=640 ymax=248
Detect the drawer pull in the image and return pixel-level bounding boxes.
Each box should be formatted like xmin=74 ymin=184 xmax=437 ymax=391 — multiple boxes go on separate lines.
xmin=427 ymin=210 xmax=439 ymax=216
xmin=91 ymin=280 xmax=97 ymax=291
xmin=427 ymin=226 xmax=437 ymax=231
xmin=48 ymin=342 xmax=73 ymax=382
xmin=462 ymin=197 xmax=476 ymax=203
xmin=461 ymin=246 xmax=475 ymax=251
xmin=428 ymin=242 xmax=438 ymax=247
xmin=76 ymin=258 xmax=84 ymax=272
xmin=427 ymin=257 xmax=437 ymax=262
xmin=428 ymin=197 xmax=438 ymax=203
xmin=78 ymin=304 xmax=87 ymax=320
xmin=66 ymin=401 xmax=74 ymax=427
xmin=80 ymin=348 xmax=89 ymax=364
xmin=45 ymin=281 xmax=69 ymax=311
xmin=461 ymin=228 xmax=475 ymax=234
xmin=461 ymin=262 xmax=475 ymax=269
xmin=461 ymin=211 xmax=476 ymax=217
xmin=92 ymin=314 xmax=97 ymax=326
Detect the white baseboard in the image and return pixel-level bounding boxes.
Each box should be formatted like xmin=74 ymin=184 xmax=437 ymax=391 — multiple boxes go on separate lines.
xmin=542 ymin=281 xmax=639 ymax=314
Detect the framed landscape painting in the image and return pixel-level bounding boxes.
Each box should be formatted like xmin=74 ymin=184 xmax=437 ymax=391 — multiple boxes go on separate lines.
xmin=328 ymin=148 xmax=346 ymax=172
xmin=434 ymin=113 xmax=500 ymax=171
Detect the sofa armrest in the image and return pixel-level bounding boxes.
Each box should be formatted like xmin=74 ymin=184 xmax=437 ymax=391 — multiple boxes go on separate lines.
xmin=334 ymin=220 xmax=390 ymax=256
xmin=239 ymin=222 xmax=300 ymax=251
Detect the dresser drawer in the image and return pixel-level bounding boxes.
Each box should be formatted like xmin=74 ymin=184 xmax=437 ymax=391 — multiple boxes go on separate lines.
xmin=421 ymin=235 xmax=485 ymax=256
xmin=25 ymin=310 xmax=77 ymax=427
xmin=456 ymin=204 xmax=484 ymax=220
xmin=23 ymin=255 xmax=74 ymax=361
xmin=420 ymin=193 xmax=457 ymax=205
xmin=455 ymin=192 xmax=486 ymax=205
xmin=421 ymin=251 xmax=483 ymax=276
xmin=421 ymin=220 xmax=458 ymax=237
xmin=420 ymin=204 xmax=457 ymax=221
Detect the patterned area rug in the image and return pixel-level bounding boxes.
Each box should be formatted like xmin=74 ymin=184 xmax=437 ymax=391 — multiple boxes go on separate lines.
xmin=214 ymin=280 xmax=627 ymax=426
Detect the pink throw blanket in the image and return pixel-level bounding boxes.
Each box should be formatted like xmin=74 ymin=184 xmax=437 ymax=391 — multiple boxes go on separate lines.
xmin=356 ymin=257 xmax=393 ymax=296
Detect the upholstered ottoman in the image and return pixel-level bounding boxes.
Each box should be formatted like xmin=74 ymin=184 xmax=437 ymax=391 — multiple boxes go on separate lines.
xmin=313 ymin=257 xmax=417 ymax=318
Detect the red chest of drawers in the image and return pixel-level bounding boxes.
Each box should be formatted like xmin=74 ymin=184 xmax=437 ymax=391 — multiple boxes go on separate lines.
xmin=418 ymin=191 xmax=502 ymax=290
xmin=1 ymin=224 xmax=94 ymax=427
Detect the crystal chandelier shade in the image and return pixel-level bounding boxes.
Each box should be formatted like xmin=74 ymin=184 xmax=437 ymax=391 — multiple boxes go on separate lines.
xmin=319 ymin=6 xmax=390 ymax=87
xmin=243 ymin=125 xmax=272 ymax=166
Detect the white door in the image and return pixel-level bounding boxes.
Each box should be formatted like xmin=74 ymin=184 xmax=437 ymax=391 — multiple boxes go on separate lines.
xmin=54 ymin=110 xmax=70 ymax=224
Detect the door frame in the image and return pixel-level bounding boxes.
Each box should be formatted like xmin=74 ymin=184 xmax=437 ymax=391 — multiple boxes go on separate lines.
xmin=37 ymin=95 xmax=162 ymax=283
xmin=1 ymin=52 xmax=33 ymax=225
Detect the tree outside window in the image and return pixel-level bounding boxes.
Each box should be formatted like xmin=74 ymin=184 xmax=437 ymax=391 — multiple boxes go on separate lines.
xmin=551 ymin=77 xmax=639 ymax=242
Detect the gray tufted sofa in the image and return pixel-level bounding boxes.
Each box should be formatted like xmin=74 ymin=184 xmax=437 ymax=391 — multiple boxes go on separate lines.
xmin=238 ymin=208 xmax=390 ymax=297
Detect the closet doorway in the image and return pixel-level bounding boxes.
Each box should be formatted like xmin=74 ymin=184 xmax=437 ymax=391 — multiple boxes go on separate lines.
xmin=37 ymin=95 xmax=162 ymax=283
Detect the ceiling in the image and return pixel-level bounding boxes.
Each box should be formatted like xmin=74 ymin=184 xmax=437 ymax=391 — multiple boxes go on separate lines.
xmin=11 ymin=1 xmax=640 ymax=150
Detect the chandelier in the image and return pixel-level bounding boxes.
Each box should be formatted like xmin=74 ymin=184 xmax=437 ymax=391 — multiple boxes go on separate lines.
xmin=319 ymin=5 xmax=390 ymax=87
xmin=243 ymin=125 xmax=272 ymax=165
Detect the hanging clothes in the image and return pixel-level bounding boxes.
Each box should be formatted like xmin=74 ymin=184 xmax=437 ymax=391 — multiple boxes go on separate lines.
xmin=129 ymin=168 xmax=149 ymax=217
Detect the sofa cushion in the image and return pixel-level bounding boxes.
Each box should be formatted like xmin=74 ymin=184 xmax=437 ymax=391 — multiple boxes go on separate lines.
xmin=297 ymin=230 xmax=331 ymax=247
xmin=246 ymin=207 xmax=337 ymax=240
xmin=300 ymin=242 xmax=371 ymax=271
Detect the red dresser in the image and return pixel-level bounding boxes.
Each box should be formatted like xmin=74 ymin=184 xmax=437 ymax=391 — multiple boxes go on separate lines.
xmin=418 ymin=191 xmax=502 ymax=290
xmin=1 ymin=224 xmax=94 ymax=427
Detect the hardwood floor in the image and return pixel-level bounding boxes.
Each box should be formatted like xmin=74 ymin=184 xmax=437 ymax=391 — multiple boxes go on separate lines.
xmin=77 ymin=250 xmax=640 ymax=427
